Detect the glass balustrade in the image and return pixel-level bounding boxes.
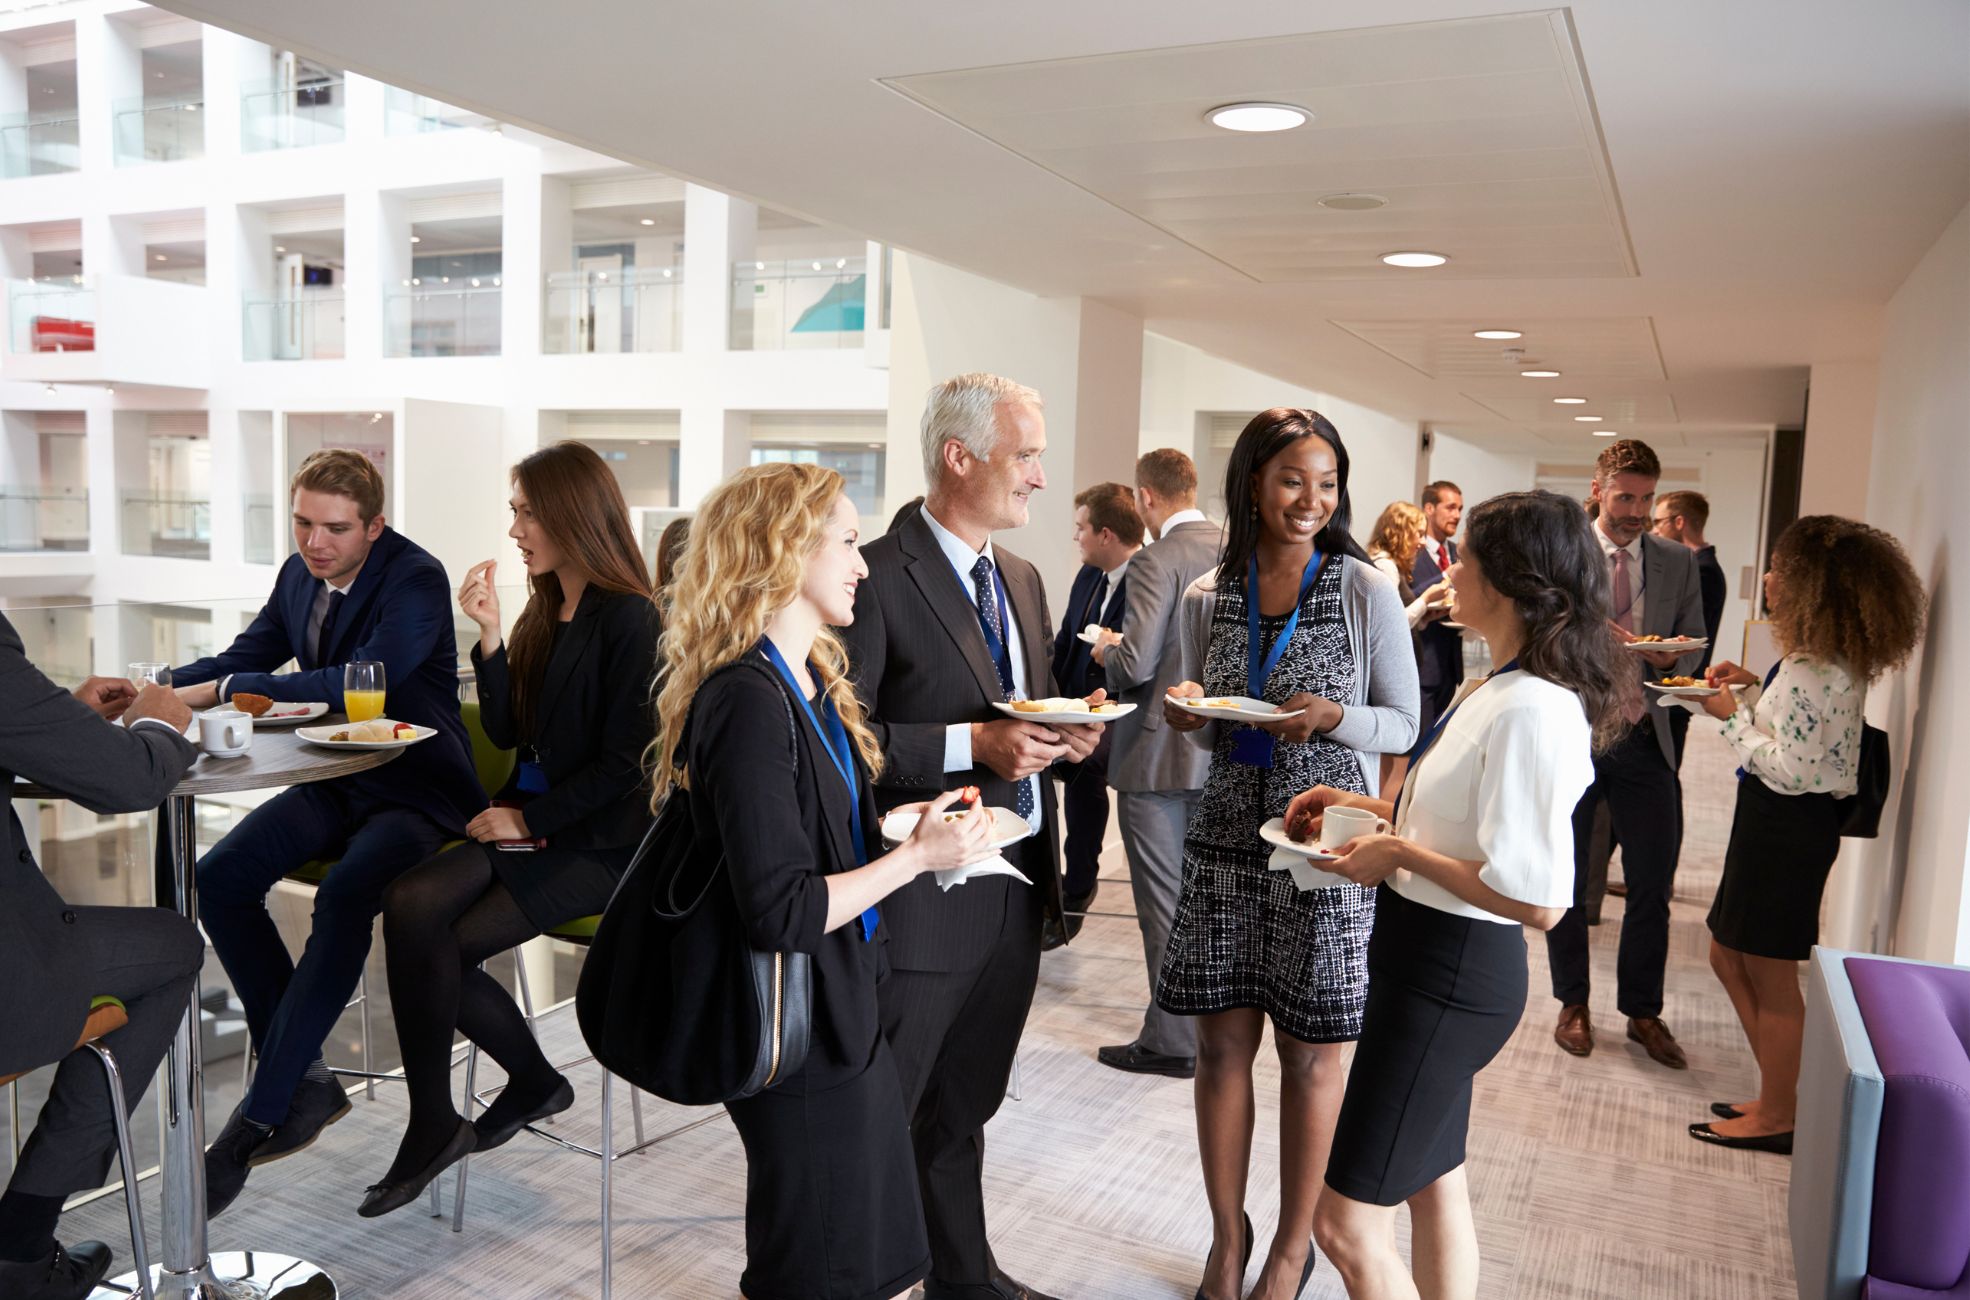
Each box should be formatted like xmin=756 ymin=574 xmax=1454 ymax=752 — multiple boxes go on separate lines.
xmin=7 ymin=281 xmax=96 ymax=354
xmin=113 ymin=92 xmax=205 ymax=164
xmin=0 ymin=108 xmax=81 ymax=177
xmin=119 ymin=490 xmax=211 ymax=559
xmin=243 ymin=493 xmax=276 ymax=564
xmin=730 ymin=258 xmax=867 ymax=350
xmin=243 ymin=296 xmax=346 ymax=360
xmin=384 ymin=286 xmax=502 ymax=357
xmin=241 ymin=77 xmax=345 ymax=151
xmin=0 ymin=488 xmax=89 ymax=552
xmin=384 ymin=86 xmax=497 ymax=135
xmin=543 ymin=267 xmax=683 ymax=354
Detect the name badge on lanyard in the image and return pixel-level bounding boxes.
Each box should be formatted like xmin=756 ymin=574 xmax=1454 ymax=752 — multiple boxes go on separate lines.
xmin=1231 ymin=550 xmax=1323 ymax=769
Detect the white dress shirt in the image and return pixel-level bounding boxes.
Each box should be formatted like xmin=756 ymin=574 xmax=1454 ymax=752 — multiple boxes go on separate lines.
xmin=1391 ymin=670 xmax=1596 ymax=924
xmin=1155 ymin=507 xmax=1208 ymax=541
xmin=920 ymin=506 xmax=1041 ymax=834
xmin=1595 ymin=523 xmax=1645 ymax=630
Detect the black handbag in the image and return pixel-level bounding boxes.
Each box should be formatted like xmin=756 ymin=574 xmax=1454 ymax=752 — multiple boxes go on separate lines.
xmin=1838 ymin=721 xmax=1890 ymax=839
xmin=576 ymin=669 xmax=812 ymax=1104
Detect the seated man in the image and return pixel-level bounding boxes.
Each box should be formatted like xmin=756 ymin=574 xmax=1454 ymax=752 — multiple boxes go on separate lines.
xmin=0 ymin=625 xmax=201 ymax=1300
xmin=171 ymin=449 xmax=484 ymax=1216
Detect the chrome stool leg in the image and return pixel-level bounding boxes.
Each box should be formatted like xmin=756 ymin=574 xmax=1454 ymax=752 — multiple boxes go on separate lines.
xmin=449 ymin=1039 xmax=481 ymax=1234
xmin=599 ymin=1072 xmax=614 ymax=1300
xmin=629 ymin=1086 xmax=644 ymax=1147
xmin=357 ymin=970 xmax=375 ymax=1101
xmin=1007 ymin=1052 xmax=1023 ymax=1102
xmin=84 ymin=1042 xmax=154 ymax=1300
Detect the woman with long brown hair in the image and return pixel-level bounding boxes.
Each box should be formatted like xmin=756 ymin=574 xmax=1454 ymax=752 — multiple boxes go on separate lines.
xmin=359 ymin=441 xmax=661 ymax=1216
xmin=1365 ymin=501 xmax=1453 ymax=632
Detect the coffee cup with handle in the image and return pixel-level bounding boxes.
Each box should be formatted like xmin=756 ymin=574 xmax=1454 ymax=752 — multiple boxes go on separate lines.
xmin=199 ymin=709 xmax=253 ymax=759
xmin=1319 ymin=804 xmax=1392 ymax=854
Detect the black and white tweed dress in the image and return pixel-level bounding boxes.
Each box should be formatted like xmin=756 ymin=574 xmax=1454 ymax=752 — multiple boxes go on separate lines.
xmin=1155 ymin=557 xmax=1376 ymax=1044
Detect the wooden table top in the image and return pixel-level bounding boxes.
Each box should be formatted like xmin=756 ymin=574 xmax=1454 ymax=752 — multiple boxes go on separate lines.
xmin=14 ymin=715 xmax=402 ymax=800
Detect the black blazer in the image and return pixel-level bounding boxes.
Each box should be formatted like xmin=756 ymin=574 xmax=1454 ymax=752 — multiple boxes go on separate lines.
xmin=1411 ymin=538 xmax=1464 ymax=691
xmin=1696 ymin=546 xmax=1728 ymax=671
xmin=1050 ymin=562 xmax=1129 ymax=700
xmin=470 ymin=586 xmax=659 ymax=853
xmin=838 ymin=510 xmax=1066 ymax=972
xmin=686 ymin=656 xmax=885 ymax=1073
xmin=0 ymin=612 xmax=198 ymax=1076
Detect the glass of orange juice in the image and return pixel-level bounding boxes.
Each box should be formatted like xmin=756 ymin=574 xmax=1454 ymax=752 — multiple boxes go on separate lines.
xmin=344 ymin=661 xmax=386 ymax=722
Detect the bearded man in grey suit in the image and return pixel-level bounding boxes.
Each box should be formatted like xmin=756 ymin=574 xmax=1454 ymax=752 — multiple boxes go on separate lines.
xmin=1088 ymin=449 xmax=1226 ymax=1079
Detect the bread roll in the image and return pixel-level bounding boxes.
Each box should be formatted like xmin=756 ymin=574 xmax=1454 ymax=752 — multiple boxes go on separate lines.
xmin=231 ymin=692 xmax=273 ymax=718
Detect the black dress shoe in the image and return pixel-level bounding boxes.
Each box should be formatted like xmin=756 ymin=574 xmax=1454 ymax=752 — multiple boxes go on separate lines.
xmin=1688 ymin=1122 xmax=1793 ymax=1154
xmin=253 ymin=1076 xmax=352 ymax=1166
xmin=359 ymin=1119 xmax=478 ymax=1218
xmin=473 ymin=1074 xmax=575 ymax=1152
xmin=1039 ymin=914 xmax=1070 ymax=951
xmin=1710 ymin=1102 xmax=1745 ymax=1119
xmin=1191 ymin=1211 xmax=1255 ymax=1300
xmin=205 ymin=1104 xmax=270 ymax=1218
xmin=922 ymin=1268 xmax=1061 ymax=1300
xmin=0 ymin=1240 xmax=113 ymax=1300
xmin=1097 ymin=1040 xmax=1197 ymax=1079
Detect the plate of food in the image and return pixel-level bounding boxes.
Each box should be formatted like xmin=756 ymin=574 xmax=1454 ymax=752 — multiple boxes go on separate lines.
xmin=1258 ymin=817 xmax=1340 ymax=861
xmin=297 ymin=719 xmax=436 ymax=750
xmin=992 ymin=698 xmax=1134 ymax=724
xmin=1624 ymin=636 xmax=1708 ymax=654
xmin=880 ymin=803 xmax=1029 ymax=850
xmin=1647 ymin=677 xmax=1721 ymax=697
xmin=229 ymin=694 xmax=329 ymax=727
xmin=1167 ymin=695 xmax=1308 ymax=722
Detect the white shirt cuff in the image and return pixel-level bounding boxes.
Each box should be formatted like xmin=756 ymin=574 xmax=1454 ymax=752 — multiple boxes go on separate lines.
xmin=943 ymin=723 xmax=973 ymax=773
xmin=130 ymin=716 xmax=191 ymax=738
xmin=216 ymin=674 xmax=233 ymax=702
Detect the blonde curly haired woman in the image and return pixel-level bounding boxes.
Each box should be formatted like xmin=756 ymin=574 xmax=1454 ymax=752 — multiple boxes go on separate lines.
xmin=652 ymin=462 xmax=997 ymax=1300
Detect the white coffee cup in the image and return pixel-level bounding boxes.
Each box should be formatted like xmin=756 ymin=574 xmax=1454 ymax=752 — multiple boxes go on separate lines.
xmin=1320 ymin=805 xmax=1391 ymax=853
xmin=199 ymin=709 xmax=253 ymax=758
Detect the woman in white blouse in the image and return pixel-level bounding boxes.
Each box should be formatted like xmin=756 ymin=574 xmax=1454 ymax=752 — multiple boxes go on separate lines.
xmin=1688 ymin=515 xmax=1926 ymax=1156
xmin=1285 ymin=491 xmax=1623 ymax=1299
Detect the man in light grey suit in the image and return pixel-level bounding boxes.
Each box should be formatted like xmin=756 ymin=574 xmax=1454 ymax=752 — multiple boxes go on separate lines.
xmin=1089 ymin=449 xmax=1225 ymax=1078
xmin=0 ymin=613 xmax=201 ymax=1300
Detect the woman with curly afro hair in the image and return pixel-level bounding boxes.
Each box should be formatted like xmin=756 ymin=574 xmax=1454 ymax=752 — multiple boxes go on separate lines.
xmin=1687 ymin=515 xmax=1926 ymax=1155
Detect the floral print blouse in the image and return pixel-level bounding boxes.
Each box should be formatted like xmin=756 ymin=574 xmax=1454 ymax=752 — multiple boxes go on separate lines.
xmin=1723 ymin=652 xmax=1861 ymax=797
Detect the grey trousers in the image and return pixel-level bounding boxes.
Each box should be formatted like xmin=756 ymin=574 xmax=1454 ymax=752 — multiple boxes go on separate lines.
xmin=1117 ymin=789 xmax=1201 ymax=1058
xmin=8 ymin=906 xmax=202 ymax=1198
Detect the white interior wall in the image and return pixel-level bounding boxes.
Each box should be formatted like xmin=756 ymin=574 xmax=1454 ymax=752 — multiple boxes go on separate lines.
xmin=1423 ymin=433 xmax=1535 ymax=523
xmin=1800 ymin=360 xmax=1879 ymax=518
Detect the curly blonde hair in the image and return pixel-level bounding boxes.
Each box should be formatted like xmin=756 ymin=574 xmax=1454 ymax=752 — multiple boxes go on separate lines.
xmin=1769 ymin=515 xmax=1927 ymax=684
xmin=649 ymin=463 xmax=881 ymax=804
xmin=1368 ymin=500 xmax=1427 ymax=586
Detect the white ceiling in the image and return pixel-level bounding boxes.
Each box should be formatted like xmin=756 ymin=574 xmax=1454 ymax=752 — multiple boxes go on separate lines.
xmin=147 ymin=0 xmax=1970 ymax=451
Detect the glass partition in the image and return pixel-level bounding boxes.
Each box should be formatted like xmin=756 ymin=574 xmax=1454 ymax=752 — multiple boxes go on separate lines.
xmin=243 ymin=493 xmax=276 ymax=564
xmin=112 ymin=92 xmax=204 ymax=165
xmin=543 ymin=268 xmax=682 ymax=354
xmin=241 ymin=76 xmax=345 ymax=151
xmin=243 ymin=296 xmax=346 ymax=360
xmin=0 ymin=488 xmax=88 ymax=552
xmin=385 ymin=286 xmax=501 ymax=357
xmin=383 ymin=87 xmax=496 ymax=135
xmin=0 ymin=108 xmax=82 ymax=178
xmin=119 ymin=490 xmax=211 ymax=559
xmin=7 ymin=281 xmax=96 ymax=353
xmin=730 ymin=258 xmax=867 ymax=350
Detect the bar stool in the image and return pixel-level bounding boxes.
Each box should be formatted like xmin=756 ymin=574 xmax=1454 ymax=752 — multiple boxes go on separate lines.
xmin=0 ymin=997 xmax=154 ymax=1300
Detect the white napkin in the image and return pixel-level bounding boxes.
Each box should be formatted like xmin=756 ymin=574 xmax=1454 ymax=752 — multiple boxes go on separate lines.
xmin=934 ymin=855 xmax=1034 ymax=893
xmin=1267 ymin=844 xmax=1350 ymax=890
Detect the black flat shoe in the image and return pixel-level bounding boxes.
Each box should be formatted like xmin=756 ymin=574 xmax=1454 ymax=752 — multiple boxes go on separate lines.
xmin=1688 ymin=1122 xmax=1792 ymax=1154
xmin=1192 ymin=1211 xmax=1254 ymax=1300
xmin=472 ymin=1074 xmax=575 ymax=1152
xmin=1096 ymin=1040 xmax=1197 ymax=1079
xmin=1710 ymin=1102 xmax=1745 ymax=1119
xmin=358 ymin=1119 xmax=477 ymax=1218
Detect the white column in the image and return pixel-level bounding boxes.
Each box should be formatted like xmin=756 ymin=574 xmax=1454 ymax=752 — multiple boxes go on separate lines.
xmin=501 ymin=168 xmax=565 ymax=362
xmin=200 ymin=27 xmax=258 ymax=164
xmin=341 ymin=72 xmax=386 ymax=144
xmin=345 ymin=188 xmax=407 ymax=358
xmin=0 ymin=35 xmax=28 ymax=124
xmin=1800 ymin=360 xmax=1879 ymax=518
xmin=74 ymin=12 xmax=140 ymax=174
xmin=677 ymin=407 xmax=747 ymax=506
xmin=680 ymin=184 xmax=754 ymax=354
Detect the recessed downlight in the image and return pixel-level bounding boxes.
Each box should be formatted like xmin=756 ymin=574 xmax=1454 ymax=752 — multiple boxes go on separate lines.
xmin=1592 ymin=429 xmax=1618 ymax=437
xmin=1473 ymin=329 xmax=1522 ymax=340
xmin=1519 ymin=369 xmax=1560 ymax=378
xmin=639 ymin=218 xmax=656 ymax=226
xmin=1205 ymin=102 xmax=1309 ymax=133
xmin=1573 ymin=415 xmax=1602 ymax=423
xmin=1382 ymin=251 xmax=1448 ymax=268
xmin=1553 ymin=396 xmax=1588 ymax=405
xmin=1317 ymin=192 xmax=1387 ymax=211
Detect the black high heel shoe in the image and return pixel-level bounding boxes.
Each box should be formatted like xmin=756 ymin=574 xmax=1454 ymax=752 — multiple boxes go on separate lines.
xmin=1193 ymin=1211 xmax=1256 ymax=1300
xmin=1296 ymin=1238 xmax=1318 ymax=1297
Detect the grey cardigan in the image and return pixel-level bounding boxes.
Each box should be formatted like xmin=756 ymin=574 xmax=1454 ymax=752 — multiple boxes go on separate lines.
xmin=1178 ymin=553 xmax=1421 ymax=774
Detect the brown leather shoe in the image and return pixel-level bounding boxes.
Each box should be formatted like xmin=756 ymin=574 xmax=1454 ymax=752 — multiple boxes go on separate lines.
xmin=1627 ymin=1017 xmax=1688 ymax=1069
xmin=1554 ymin=1004 xmax=1594 ymax=1056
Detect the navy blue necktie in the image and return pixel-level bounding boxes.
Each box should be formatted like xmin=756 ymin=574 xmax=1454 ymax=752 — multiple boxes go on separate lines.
xmin=315 ymin=589 xmax=344 ymax=669
xmin=971 ymin=556 xmax=1034 ymax=820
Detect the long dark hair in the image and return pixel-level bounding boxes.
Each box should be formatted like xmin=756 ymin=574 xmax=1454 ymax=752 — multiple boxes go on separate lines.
xmin=508 ymin=442 xmax=656 ymax=736
xmin=1215 ymin=408 xmax=1369 ymax=588
xmin=1462 ymin=491 xmax=1627 ymax=750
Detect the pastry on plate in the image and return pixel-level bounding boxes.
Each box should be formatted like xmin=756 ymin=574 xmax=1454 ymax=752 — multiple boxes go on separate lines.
xmin=230 ymin=692 xmax=273 ymax=717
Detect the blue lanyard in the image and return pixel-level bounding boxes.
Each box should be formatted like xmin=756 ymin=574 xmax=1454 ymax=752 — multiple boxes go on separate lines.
xmin=759 ymin=641 xmax=878 ymax=942
xmin=1246 ymin=550 xmax=1323 ymax=699
xmin=972 ymin=560 xmax=1016 ymax=697
xmin=1393 ymin=658 xmax=1521 ymax=822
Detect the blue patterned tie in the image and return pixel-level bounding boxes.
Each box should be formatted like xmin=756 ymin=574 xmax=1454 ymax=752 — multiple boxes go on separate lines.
xmin=972 ymin=556 xmax=1034 ymax=820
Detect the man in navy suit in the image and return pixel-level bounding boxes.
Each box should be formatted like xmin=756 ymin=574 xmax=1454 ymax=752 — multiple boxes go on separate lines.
xmin=169 ymin=450 xmax=483 ymax=1216
xmin=1042 ymin=483 xmax=1142 ymax=949
xmin=1409 ymin=480 xmax=1464 ymax=736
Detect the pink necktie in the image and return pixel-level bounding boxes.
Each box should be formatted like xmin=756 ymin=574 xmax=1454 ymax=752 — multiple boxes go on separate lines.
xmin=1612 ymin=549 xmax=1643 ymax=722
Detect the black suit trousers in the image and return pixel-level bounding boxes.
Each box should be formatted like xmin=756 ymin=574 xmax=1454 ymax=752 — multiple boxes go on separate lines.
xmin=1546 ymin=724 xmax=1684 ymax=1019
xmin=1057 ymin=732 xmax=1111 ymax=900
xmin=877 ymin=839 xmax=1046 ymax=1288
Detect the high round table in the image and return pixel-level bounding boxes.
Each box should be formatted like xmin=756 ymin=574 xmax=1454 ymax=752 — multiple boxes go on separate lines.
xmin=21 ymin=721 xmax=402 ymax=1300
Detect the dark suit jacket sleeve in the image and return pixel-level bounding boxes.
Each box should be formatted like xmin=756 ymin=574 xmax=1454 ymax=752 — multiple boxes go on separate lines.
xmin=689 ymin=667 xmax=829 ymax=955
xmin=0 ymin=640 xmax=196 ymax=814
xmin=1101 ymin=547 xmax=1166 ymax=693
xmin=840 ymin=575 xmax=947 ymax=789
xmin=223 ymin=562 xmax=456 ymax=709
xmin=1699 ymin=557 xmax=1728 ymax=643
xmin=510 ymin=599 xmax=658 ymax=840
xmin=1671 ymin=550 xmax=1709 ymax=674
xmin=172 ymin=596 xmax=295 ymax=688
xmin=470 ymin=641 xmax=519 ymax=750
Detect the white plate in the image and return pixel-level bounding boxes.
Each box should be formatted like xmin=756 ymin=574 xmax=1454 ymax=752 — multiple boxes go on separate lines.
xmin=1258 ymin=817 xmax=1341 ymax=861
xmin=1427 ymin=599 xmax=1455 ymax=611
xmin=1624 ymin=639 xmax=1707 ymax=654
xmin=881 ymin=805 xmax=1030 ymax=850
xmin=1441 ymin=621 xmax=1470 ymax=632
xmin=1075 ymin=629 xmax=1112 ymax=646
xmin=1646 ymin=682 xmax=1721 ymax=697
xmin=296 ymin=720 xmax=437 ymax=750
xmin=251 ymin=702 xmax=329 ymax=727
xmin=990 ymin=700 xmax=1134 ymax=724
xmin=1167 ymin=695 xmax=1307 ymax=722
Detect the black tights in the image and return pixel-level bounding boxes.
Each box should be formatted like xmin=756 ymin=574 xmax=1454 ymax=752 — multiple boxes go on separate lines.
xmin=381 ymin=842 xmax=558 ymax=1180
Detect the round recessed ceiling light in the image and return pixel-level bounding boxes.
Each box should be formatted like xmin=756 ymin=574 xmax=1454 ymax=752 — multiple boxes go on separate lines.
xmin=1519 ymin=369 xmax=1561 ymax=378
xmin=1553 ymin=396 xmax=1587 ymax=404
xmin=1317 ymin=192 xmax=1387 ymax=211
xmin=639 ymin=218 xmax=655 ymax=226
xmin=1473 ymin=329 xmax=1522 ymax=340
xmin=1573 ymin=415 xmax=1602 ymax=422
xmin=1205 ymin=102 xmax=1309 ymax=133
xmin=1382 ymin=251 xmax=1448 ymax=268
xmin=409 ymin=235 xmax=421 ymax=244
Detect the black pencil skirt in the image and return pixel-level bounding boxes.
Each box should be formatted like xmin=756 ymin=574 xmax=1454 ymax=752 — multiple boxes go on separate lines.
xmin=1707 ymin=775 xmax=1845 ymax=961
xmin=1325 ymin=886 xmax=1528 ymax=1207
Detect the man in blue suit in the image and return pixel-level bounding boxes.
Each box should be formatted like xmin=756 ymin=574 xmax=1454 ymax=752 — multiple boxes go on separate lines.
xmin=169 ymin=450 xmax=483 ymax=1216
xmin=1409 ymin=480 xmax=1464 ymax=736
xmin=1042 ymin=482 xmax=1141 ymax=949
